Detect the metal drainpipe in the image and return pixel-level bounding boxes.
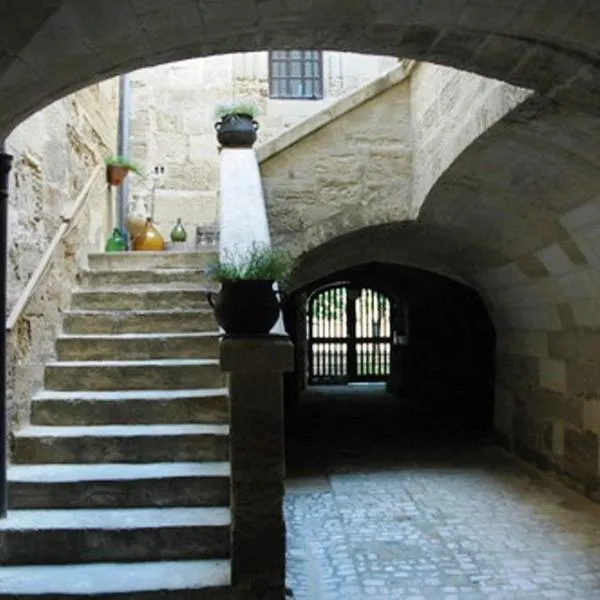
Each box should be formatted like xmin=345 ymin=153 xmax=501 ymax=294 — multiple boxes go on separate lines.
xmin=116 ymin=74 xmax=131 ymax=236
xmin=0 ymin=139 xmax=13 ymax=518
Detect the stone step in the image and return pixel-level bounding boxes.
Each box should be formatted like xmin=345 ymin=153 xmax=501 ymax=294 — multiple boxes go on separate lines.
xmin=80 ymin=268 xmax=210 ymax=288
xmin=0 ymin=559 xmax=231 ymax=598
xmin=0 ymin=507 xmax=230 ymax=565
xmin=56 ymin=332 xmax=220 ymax=361
xmin=63 ymin=309 xmax=217 ymax=334
xmin=8 ymin=462 xmax=230 ymax=509
xmin=88 ymin=251 xmax=217 ymax=272
xmin=12 ymin=424 xmax=229 ymax=464
xmin=71 ymin=288 xmax=212 ymax=311
xmin=31 ymin=388 xmax=229 ymax=426
xmin=44 ymin=358 xmax=224 ymax=391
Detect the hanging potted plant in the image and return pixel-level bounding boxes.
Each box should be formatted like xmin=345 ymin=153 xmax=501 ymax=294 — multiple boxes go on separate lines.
xmin=206 ymin=243 xmax=292 ymax=336
xmin=214 ymin=99 xmax=260 ymax=148
xmin=105 ymin=155 xmax=143 ymax=187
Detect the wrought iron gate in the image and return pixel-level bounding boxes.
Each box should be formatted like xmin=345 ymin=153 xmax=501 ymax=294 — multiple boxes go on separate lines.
xmin=307 ymin=285 xmax=392 ymax=384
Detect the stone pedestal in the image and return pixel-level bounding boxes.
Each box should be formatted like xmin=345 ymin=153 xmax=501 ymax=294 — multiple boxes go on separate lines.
xmin=220 ymin=335 xmax=294 ymax=599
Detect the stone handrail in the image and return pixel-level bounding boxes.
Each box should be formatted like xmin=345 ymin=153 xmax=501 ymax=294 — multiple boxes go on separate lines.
xmin=6 ymin=163 xmax=103 ymax=333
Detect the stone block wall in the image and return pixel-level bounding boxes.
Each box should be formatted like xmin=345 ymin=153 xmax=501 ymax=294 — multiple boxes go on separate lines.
xmin=410 ymin=62 xmax=531 ymax=212
xmin=6 ymin=80 xmax=118 ymax=429
xmin=260 ymin=73 xmax=412 ymax=256
xmin=128 ymin=52 xmax=397 ymax=242
xmin=483 ymin=217 xmax=600 ymax=500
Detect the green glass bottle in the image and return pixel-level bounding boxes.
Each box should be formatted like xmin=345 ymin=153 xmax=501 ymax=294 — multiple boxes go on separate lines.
xmin=105 ymin=228 xmax=127 ymax=252
xmin=170 ymin=218 xmax=187 ymax=243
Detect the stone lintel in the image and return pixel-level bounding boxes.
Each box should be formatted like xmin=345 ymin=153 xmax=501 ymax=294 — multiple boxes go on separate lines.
xmin=220 ymin=336 xmax=294 ymax=373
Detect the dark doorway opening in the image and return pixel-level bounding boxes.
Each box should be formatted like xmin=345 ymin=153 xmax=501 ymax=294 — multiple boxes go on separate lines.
xmin=282 ymin=262 xmax=496 ymax=473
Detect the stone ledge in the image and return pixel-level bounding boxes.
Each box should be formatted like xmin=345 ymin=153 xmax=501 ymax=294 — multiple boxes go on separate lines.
xmin=220 ymin=336 xmax=294 ymax=373
xmin=256 ymin=59 xmax=416 ymax=164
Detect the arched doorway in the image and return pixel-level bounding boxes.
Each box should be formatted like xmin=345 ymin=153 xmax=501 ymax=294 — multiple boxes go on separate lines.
xmin=307 ymin=284 xmax=394 ymax=385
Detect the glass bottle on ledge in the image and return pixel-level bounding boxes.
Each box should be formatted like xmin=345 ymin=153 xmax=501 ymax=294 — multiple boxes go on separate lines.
xmin=133 ymin=217 xmax=166 ymax=252
xmin=170 ymin=218 xmax=187 ymax=250
xmin=105 ymin=228 xmax=127 ymax=252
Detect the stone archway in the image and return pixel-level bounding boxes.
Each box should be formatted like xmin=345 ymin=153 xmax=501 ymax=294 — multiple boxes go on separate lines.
xmin=1 ymin=0 xmax=600 ymax=496
xmin=1 ymin=2 xmax=600 ymax=137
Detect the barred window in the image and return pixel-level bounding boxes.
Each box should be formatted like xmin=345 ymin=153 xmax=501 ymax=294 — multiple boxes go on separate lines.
xmin=269 ymin=50 xmax=323 ymax=100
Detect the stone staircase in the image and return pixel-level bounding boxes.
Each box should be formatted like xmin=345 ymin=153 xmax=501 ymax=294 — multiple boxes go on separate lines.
xmin=0 ymin=251 xmax=233 ymax=598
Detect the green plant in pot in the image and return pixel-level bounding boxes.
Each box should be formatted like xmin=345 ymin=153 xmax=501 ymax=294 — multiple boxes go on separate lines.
xmin=105 ymin=155 xmax=143 ymax=187
xmin=206 ymin=243 xmax=292 ymax=336
xmin=214 ymin=99 xmax=260 ymax=148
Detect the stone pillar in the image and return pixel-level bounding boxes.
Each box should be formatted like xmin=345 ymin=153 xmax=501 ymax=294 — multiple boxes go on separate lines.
xmin=220 ymin=336 xmax=294 ymax=599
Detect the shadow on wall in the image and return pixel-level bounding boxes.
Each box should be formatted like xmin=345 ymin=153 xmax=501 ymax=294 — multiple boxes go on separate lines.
xmin=281 ymin=262 xmax=496 ymax=462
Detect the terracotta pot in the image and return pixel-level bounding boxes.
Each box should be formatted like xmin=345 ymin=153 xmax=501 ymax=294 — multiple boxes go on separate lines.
xmin=214 ymin=114 xmax=259 ymax=148
xmin=106 ymin=165 xmax=129 ymax=186
xmin=133 ymin=217 xmax=166 ymax=251
xmin=206 ymin=279 xmax=284 ymax=336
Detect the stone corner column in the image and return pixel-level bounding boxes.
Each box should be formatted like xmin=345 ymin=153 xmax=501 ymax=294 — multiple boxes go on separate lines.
xmin=220 ymin=335 xmax=294 ymax=600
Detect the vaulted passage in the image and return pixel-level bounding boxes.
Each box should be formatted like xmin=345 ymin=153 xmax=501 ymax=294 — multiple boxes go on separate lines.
xmin=283 ymin=262 xmax=495 ymax=471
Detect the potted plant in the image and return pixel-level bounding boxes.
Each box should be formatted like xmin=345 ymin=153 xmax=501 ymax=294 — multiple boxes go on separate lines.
xmin=214 ymin=99 xmax=260 ymax=148
xmin=105 ymin=155 xmax=142 ymax=186
xmin=206 ymin=243 xmax=292 ymax=336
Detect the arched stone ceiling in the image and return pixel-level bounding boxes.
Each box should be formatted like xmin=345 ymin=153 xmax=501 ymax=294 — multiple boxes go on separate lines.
xmin=1 ymin=1 xmax=600 ymax=136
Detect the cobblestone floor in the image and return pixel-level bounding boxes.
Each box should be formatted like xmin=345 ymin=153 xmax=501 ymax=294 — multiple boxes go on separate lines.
xmin=284 ymin=392 xmax=600 ymax=599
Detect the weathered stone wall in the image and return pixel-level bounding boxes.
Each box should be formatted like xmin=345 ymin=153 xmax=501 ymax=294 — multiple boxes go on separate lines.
xmin=260 ymin=71 xmax=412 ymax=256
xmin=263 ymin=60 xmax=600 ymax=502
xmin=128 ymin=52 xmax=397 ymax=242
xmin=410 ymin=62 xmax=531 ymax=212
xmin=6 ymin=80 xmax=119 ymax=430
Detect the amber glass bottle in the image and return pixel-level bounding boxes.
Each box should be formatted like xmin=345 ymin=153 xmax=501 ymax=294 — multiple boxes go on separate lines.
xmin=133 ymin=217 xmax=166 ymax=251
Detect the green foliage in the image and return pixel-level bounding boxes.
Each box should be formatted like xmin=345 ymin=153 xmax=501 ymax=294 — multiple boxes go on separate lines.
xmin=207 ymin=243 xmax=292 ymax=282
xmin=311 ymin=289 xmax=346 ymax=320
xmin=214 ymin=99 xmax=260 ymax=120
xmin=105 ymin=155 xmax=143 ymax=175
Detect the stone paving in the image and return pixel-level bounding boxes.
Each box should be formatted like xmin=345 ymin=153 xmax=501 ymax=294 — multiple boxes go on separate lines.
xmin=284 ymin=441 xmax=600 ymax=599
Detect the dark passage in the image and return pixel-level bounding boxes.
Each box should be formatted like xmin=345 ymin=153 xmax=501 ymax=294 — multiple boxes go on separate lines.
xmin=282 ymin=262 xmax=496 ymax=473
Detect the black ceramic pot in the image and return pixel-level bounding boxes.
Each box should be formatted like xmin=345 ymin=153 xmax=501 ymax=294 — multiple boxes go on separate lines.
xmin=207 ymin=279 xmax=284 ymax=336
xmin=214 ymin=114 xmax=259 ymax=148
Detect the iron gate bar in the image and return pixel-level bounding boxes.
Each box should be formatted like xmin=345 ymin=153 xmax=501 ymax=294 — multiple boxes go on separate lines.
xmin=307 ymin=285 xmax=392 ymax=384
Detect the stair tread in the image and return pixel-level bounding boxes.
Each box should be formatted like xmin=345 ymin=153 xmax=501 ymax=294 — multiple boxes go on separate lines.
xmin=64 ymin=308 xmax=215 ymax=314
xmin=46 ymin=358 xmax=219 ymax=367
xmin=89 ymin=251 xmax=215 ymax=258
xmin=16 ymin=424 xmax=229 ymax=438
xmin=33 ymin=388 xmax=228 ymax=401
xmin=0 ymin=506 xmax=231 ymax=531
xmin=58 ymin=332 xmax=219 ymax=340
xmin=84 ymin=268 xmax=209 ymax=274
xmin=74 ymin=287 xmax=211 ymax=294
xmin=8 ymin=462 xmax=230 ymax=482
xmin=0 ymin=559 xmax=230 ymax=595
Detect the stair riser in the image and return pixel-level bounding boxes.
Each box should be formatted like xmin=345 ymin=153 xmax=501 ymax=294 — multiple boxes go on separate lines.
xmin=63 ymin=312 xmax=217 ymax=334
xmin=88 ymin=252 xmax=217 ymax=272
xmin=32 ymin=397 xmax=229 ymax=426
xmin=81 ymin=270 xmax=209 ymax=288
xmin=71 ymin=291 xmax=211 ymax=311
xmin=56 ymin=336 xmax=219 ymax=361
xmin=45 ymin=364 xmax=225 ymax=391
xmin=0 ymin=589 xmax=233 ymax=600
xmin=13 ymin=435 xmax=229 ymax=464
xmin=0 ymin=526 xmax=230 ymax=565
xmin=9 ymin=477 xmax=229 ymax=509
